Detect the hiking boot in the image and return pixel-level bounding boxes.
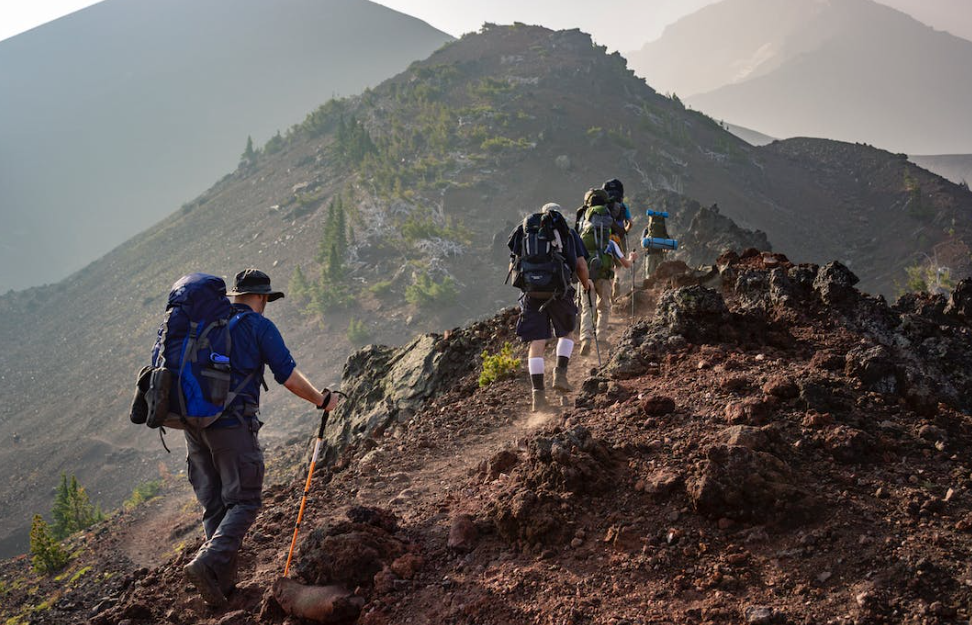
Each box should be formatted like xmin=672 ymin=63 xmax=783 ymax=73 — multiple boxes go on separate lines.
xmin=531 ymin=389 xmax=549 ymax=413
xmin=579 ymin=341 xmax=591 ymax=356
xmin=218 ymin=553 xmax=238 ymax=596
xmin=184 ymin=558 xmax=227 ymax=608
xmin=552 ymin=366 xmax=573 ymax=393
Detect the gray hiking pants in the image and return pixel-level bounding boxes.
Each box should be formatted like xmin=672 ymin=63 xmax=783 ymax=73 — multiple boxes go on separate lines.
xmin=184 ymin=419 xmax=264 ymax=575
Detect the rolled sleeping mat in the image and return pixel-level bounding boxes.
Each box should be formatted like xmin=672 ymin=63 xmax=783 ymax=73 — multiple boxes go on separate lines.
xmin=645 ymin=209 xmax=670 ymax=218
xmin=642 ymin=237 xmax=678 ymax=251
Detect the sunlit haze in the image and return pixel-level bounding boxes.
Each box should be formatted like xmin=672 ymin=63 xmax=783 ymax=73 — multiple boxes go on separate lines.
xmin=0 ymin=0 xmax=718 ymax=49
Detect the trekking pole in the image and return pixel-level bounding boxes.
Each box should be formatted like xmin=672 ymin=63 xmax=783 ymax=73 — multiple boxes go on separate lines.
xmin=585 ymin=288 xmax=602 ymax=368
xmin=628 ymin=233 xmax=635 ymax=319
xmin=283 ymin=391 xmax=346 ymax=577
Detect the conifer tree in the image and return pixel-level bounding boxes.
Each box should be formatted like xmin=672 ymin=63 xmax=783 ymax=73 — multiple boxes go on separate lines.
xmin=289 ymin=265 xmax=311 ymax=303
xmin=51 ymin=473 xmax=101 ymax=539
xmin=317 ymin=200 xmax=337 ymax=264
xmin=334 ymin=195 xmax=348 ymax=254
xmin=240 ymin=135 xmax=256 ymax=165
xmin=30 ymin=514 xmax=68 ymax=574
xmin=326 ymin=243 xmax=344 ymax=283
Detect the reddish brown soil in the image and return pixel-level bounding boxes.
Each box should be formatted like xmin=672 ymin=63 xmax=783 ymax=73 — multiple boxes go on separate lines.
xmin=6 ymin=256 xmax=972 ymax=625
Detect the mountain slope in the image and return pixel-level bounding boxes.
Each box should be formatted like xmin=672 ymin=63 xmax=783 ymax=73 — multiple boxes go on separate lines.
xmin=0 ymin=0 xmax=452 ymax=292
xmin=910 ymin=155 xmax=972 ymax=187
xmin=6 ymin=258 xmax=972 ymax=624
xmin=876 ymin=0 xmax=972 ymax=42
xmin=628 ymin=0 xmax=972 ymax=154
xmin=1 ymin=23 xmax=971 ymax=560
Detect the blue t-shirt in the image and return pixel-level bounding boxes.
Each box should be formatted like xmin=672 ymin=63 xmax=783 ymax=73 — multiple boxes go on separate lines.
xmin=610 ymin=201 xmax=632 ymax=227
xmin=217 ymin=303 xmax=297 ymax=421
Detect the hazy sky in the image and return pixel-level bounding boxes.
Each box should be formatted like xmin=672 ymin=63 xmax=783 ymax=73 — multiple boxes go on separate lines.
xmin=2 ymin=0 xmax=970 ymax=53
xmin=0 ymin=0 xmax=719 ymax=50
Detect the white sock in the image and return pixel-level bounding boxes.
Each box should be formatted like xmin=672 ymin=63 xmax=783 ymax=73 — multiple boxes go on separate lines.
xmin=528 ymin=357 xmax=545 ymax=375
xmin=556 ymin=338 xmax=574 ymax=359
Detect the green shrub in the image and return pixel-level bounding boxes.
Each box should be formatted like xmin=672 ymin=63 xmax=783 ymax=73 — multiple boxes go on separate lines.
xmin=289 ymin=265 xmax=311 ymax=304
xmin=369 ymin=280 xmax=394 ymax=296
xmin=124 ymin=480 xmax=163 ymax=510
xmin=405 ymin=274 xmax=458 ymax=309
xmin=264 ymin=130 xmax=285 ymax=154
xmin=479 ymin=343 xmax=521 ymax=388
xmin=400 ymin=208 xmax=471 ymax=244
xmin=480 ymin=136 xmax=531 ymax=153
xmin=470 ymin=77 xmax=513 ymax=98
xmin=347 ymin=319 xmax=372 ymax=345
xmin=311 ymin=281 xmax=354 ymax=313
xmin=29 ymin=515 xmax=68 ymax=575
xmin=69 ymin=566 xmax=92 ymax=585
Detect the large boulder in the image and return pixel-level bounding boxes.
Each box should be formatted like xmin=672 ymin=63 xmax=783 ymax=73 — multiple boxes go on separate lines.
xmin=688 ymin=445 xmax=816 ymax=524
xmin=813 ymin=261 xmax=860 ymax=307
xmin=325 ymin=309 xmax=518 ymax=459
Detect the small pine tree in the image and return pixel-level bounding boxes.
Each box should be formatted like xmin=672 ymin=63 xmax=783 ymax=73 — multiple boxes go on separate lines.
xmin=30 ymin=514 xmax=68 ymax=574
xmin=317 ymin=200 xmax=337 ymax=264
xmin=51 ymin=473 xmax=71 ymax=539
xmin=346 ymin=318 xmax=371 ymax=345
xmin=334 ymin=195 xmax=348 ymax=254
xmin=326 ymin=243 xmax=344 ymax=283
xmin=52 ymin=473 xmax=101 ymax=539
xmin=240 ymin=135 xmax=256 ymax=165
xmin=289 ymin=265 xmax=311 ymax=303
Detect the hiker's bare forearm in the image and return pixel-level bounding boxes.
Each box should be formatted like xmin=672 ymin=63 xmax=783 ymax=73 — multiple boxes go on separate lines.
xmin=284 ymin=369 xmax=327 ymax=407
xmin=576 ymin=258 xmax=591 ymax=290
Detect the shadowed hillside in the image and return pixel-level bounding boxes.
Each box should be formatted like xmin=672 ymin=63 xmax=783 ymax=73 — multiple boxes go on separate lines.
xmin=0 ymin=0 xmax=452 ymax=292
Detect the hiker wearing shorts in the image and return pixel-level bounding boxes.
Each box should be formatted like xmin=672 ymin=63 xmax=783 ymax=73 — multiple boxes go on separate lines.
xmin=183 ymin=268 xmax=339 ymax=607
xmin=508 ymin=203 xmax=591 ymax=412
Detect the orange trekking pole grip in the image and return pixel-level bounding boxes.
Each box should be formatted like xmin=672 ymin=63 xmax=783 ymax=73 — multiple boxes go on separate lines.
xmin=283 ymin=397 xmax=334 ymax=577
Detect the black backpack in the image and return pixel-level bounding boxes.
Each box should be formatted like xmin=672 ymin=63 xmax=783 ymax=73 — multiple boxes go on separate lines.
xmin=508 ymin=211 xmax=572 ymax=297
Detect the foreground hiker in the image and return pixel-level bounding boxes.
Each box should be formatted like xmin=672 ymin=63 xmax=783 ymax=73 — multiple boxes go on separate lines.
xmin=182 ymin=268 xmax=339 ymax=607
xmin=577 ymin=189 xmax=636 ymax=355
xmin=508 ymin=204 xmax=591 ymax=411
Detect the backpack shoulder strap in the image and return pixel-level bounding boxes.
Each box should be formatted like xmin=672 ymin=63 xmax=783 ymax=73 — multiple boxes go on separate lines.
xmin=225 ymin=310 xmax=268 ymax=397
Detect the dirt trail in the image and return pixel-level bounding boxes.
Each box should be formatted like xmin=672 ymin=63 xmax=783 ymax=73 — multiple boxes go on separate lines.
xmin=350 ymin=313 xmax=629 ymax=523
xmin=113 ymin=482 xmax=197 ymax=569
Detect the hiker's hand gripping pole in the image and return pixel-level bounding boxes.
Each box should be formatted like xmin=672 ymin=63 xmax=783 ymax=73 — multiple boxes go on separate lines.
xmin=283 ymin=390 xmax=346 ymax=577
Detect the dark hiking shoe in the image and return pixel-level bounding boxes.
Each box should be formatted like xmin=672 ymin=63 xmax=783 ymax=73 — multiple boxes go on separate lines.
xmin=532 ymin=389 xmax=549 ymax=413
xmin=552 ymin=367 xmax=573 ymax=393
xmin=184 ymin=559 xmax=227 ymax=608
xmin=219 ymin=553 xmax=238 ymax=596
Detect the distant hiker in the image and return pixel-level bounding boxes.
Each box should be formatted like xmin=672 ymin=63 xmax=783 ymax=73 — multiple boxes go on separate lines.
xmin=643 ymin=210 xmax=671 ymax=280
xmin=508 ymin=203 xmax=591 ymax=412
xmin=578 ymin=189 xmax=636 ymax=355
xmin=181 ymin=268 xmax=340 ymax=607
xmin=602 ymin=178 xmax=632 ymax=244
xmin=602 ymin=178 xmax=632 ymax=299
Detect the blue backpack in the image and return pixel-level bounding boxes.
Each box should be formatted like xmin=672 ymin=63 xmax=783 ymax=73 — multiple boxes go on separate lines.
xmin=140 ymin=273 xmax=255 ymax=430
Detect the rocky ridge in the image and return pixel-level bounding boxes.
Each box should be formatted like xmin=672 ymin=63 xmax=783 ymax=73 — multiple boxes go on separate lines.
xmin=6 ymin=248 xmax=972 ymax=624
